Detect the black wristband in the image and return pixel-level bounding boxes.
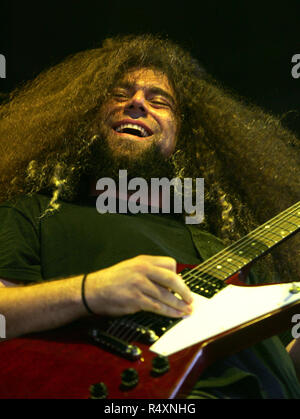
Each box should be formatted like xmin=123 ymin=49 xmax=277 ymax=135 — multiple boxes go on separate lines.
xmin=81 ymin=274 xmax=95 ymax=315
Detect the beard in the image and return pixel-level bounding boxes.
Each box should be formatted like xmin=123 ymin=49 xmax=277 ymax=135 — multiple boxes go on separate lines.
xmin=86 ymin=125 xmax=178 ymax=182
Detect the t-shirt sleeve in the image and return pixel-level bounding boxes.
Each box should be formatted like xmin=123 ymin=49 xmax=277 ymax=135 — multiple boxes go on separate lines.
xmin=0 ymin=205 xmax=42 ymax=283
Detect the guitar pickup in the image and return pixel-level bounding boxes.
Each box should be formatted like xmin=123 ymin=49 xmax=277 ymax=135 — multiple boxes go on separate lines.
xmin=110 ymin=318 xmax=160 ymax=344
xmin=89 ymin=328 xmax=142 ymax=361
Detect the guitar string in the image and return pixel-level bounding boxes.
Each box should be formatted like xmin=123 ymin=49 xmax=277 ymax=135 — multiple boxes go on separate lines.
xmin=112 ymin=314 xmax=173 ymax=342
xmin=106 ymin=318 xmax=143 ymax=341
xmin=106 ymin=306 xmax=174 ymax=341
xmin=108 ymin=203 xmax=300 ymax=341
xmin=107 ymin=311 xmax=166 ymax=340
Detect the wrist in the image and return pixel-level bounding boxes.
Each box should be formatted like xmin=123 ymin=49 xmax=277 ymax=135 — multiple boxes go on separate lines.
xmin=81 ymin=274 xmax=95 ymax=316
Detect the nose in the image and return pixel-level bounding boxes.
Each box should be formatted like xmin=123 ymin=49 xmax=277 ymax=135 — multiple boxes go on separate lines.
xmin=125 ymin=90 xmax=148 ymax=116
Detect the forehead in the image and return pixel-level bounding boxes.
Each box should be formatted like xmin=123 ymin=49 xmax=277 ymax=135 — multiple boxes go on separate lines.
xmin=117 ymin=68 xmax=175 ymax=95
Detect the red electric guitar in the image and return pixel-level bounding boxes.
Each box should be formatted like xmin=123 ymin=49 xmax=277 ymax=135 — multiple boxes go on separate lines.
xmin=0 ymin=202 xmax=299 ymax=399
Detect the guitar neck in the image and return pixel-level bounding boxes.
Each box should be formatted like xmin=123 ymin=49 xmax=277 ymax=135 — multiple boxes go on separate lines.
xmin=185 ymin=201 xmax=300 ymax=283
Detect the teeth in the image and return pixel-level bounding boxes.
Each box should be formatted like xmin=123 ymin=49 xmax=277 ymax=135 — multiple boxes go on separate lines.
xmin=115 ymin=123 xmax=150 ymax=137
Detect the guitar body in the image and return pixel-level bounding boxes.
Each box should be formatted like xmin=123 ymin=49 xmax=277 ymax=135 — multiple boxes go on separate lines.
xmin=0 ymin=317 xmax=209 ymax=399
xmin=1 ymin=266 xmax=300 ymax=399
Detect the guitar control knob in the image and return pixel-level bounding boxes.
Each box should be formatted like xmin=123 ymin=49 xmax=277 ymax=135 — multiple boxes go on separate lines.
xmin=121 ymin=368 xmax=139 ymax=389
xmin=151 ymin=355 xmax=169 ymax=376
xmin=89 ymin=382 xmax=108 ymax=399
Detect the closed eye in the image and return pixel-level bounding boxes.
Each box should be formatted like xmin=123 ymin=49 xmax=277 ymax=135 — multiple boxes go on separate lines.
xmin=113 ymin=93 xmax=128 ymax=99
xmin=150 ymin=100 xmax=171 ymax=107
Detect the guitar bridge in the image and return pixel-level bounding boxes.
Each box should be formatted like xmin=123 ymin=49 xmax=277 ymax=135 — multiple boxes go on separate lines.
xmin=89 ymin=328 xmax=142 ymax=361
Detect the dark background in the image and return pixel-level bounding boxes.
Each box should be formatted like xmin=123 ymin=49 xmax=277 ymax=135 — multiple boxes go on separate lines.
xmin=1 ymin=0 xmax=299 ymax=134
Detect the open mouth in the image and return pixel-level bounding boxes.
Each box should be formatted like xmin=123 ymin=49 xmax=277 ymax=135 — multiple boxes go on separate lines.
xmin=113 ymin=122 xmax=153 ymax=138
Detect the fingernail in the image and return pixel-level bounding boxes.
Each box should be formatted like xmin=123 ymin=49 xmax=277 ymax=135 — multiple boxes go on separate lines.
xmin=186 ymin=305 xmax=193 ymax=313
xmin=182 ymin=304 xmax=192 ymax=314
xmin=187 ymin=295 xmax=194 ymax=304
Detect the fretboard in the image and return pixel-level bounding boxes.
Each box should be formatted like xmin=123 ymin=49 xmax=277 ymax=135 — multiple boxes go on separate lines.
xmin=183 ymin=201 xmax=300 ymax=283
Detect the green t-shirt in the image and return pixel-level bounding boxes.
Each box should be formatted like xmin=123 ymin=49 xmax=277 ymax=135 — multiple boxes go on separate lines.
xmin=0 ymin=193 xmax=300 ymax=399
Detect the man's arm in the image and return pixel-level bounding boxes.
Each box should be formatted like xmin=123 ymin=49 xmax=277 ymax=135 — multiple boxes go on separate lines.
xmin=0 ymin=274 xmax=86 ymax=339
xmin=0 ymin=255 xmax=193 ymax=340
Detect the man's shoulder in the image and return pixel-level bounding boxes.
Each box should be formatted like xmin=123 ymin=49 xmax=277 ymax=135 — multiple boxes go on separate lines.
xmin=0 ymin=193 xmax=53 ymax=223
xmin=1 ymin=193 xmax=50 ymax=209
xmin=0 ymin=193 xmax=98 ymax=225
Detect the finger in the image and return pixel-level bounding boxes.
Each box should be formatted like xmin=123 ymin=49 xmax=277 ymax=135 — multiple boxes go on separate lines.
xmin=141 ymin=294 xmax=191 ymax=318
xmin=146 ymin=266 xmax=193 ymax=304
xmin=143 ymin=282 xmax=193 ymax=315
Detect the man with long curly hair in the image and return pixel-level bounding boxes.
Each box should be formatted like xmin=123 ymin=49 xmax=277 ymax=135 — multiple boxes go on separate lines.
xmin=0 ymin=34 xmax=299 ymax=398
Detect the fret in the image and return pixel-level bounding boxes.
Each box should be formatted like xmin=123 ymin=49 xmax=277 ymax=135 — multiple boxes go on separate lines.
xmin=259 ymin=230 xmax=285 ymax=241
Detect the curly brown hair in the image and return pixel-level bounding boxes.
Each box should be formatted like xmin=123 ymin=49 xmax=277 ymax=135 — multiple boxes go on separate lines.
xmin=0 ymin=34 xmax=299 ymax=281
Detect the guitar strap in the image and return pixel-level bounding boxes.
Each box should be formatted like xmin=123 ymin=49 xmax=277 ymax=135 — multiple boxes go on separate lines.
xmin=186 ymin=224 xmax=226 ymax=261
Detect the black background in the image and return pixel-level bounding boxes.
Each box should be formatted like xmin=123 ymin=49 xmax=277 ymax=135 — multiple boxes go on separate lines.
xmin=0 ymin=0 xmax=299 ymax=134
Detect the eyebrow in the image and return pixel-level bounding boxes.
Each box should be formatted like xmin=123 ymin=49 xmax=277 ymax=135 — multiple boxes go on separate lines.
xmin=114 ymin=81 xmax=176 ymax=108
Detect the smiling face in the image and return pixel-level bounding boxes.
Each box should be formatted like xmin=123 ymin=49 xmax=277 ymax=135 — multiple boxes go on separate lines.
xmin=98 ymin=67 xmax=179 ymax=160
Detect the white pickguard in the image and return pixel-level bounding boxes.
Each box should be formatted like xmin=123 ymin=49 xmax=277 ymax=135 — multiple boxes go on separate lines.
xmin=150 ymin=282 xmax=300 ymax=356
